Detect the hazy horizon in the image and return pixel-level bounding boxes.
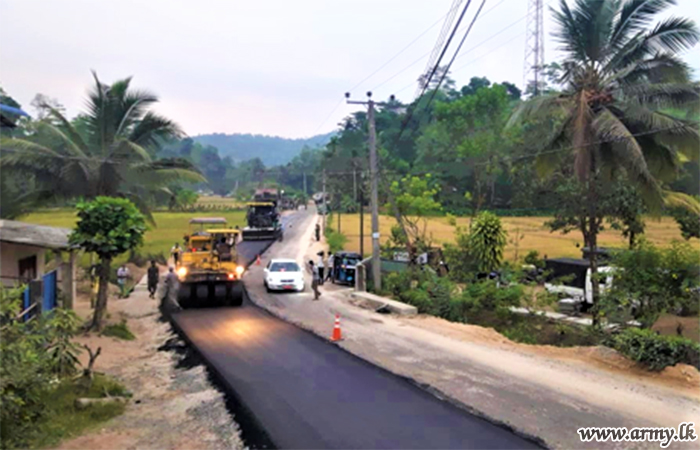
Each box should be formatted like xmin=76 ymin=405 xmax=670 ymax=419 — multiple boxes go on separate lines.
xmin=2 ymin=0 xmax=698 ymax=139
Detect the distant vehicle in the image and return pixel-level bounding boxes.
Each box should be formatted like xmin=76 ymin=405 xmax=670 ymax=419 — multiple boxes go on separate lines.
xmin=263 ymin=259 xmax=305 ymax=292
xmin=242 ymin=188 xmax=283 ymax=241
xmin=544 ymin=258 xmax=614 ymax=309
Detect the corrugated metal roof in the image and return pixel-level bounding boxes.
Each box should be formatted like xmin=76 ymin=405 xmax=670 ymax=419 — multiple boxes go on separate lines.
xmin=0 ymin=220 xmax=72 ymax=249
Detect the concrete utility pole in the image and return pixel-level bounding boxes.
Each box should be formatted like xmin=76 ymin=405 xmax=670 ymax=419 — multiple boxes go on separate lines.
xmin=345 ymin=91 xmax=395 ymax=291
xmin=322 ymin=168 xmax=327 ymax=234
xmin=353 ymin=169 xmax=357 ymax=202
xmin=303 ymin=172 xmax=307 ymax=197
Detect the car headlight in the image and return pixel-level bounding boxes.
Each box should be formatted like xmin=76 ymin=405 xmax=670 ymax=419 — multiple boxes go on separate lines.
xmin=176 ymin=267 xmax=187 ymax=278
xmin=235 ymin=265 xmax=245 ymax=276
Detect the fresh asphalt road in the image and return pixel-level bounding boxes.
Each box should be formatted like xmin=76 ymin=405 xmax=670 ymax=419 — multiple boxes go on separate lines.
xmin=173 ymin=210 xmax=538 ymax=449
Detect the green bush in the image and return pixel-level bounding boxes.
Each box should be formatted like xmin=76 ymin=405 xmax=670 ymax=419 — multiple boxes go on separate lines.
xmin=602 ymin=240 xmax=700 ymax=328
xmin=606 ymin=328 xmax=700 ymax=371
xmin=326 ymin=230 xmax=348 ymax=254
xmin=101 ymin=319 xmax=136 ymax=341
xmin=1 ymin=285 xmax=83 ymax=446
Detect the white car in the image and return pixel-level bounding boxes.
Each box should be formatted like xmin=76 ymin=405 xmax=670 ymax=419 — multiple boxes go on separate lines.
xmin=263 ymin=259 xmax=305 ymax=292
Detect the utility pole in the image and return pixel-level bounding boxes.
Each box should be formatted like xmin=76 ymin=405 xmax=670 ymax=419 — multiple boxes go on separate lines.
xmin=322 ymin=168 xmax=327 ymax=234
xmin=303 ymin=171 xmax=307 ymax=197
xmin=359 ymin=183 xmax=364 ymax=258
xmin=353 ymin=169 xmax=357 ymax=202
xmin=345 ymin=91 xmax=394 ymax=291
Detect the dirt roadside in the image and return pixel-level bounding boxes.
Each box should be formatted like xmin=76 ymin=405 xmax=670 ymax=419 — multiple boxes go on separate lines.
xmin=54 ymin=271 xmax=244 ymax=450
xmin=245 ymin=208 xmax=700 ymax=449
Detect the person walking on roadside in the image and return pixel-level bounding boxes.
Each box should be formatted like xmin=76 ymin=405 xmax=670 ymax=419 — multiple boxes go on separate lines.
xmin=147 ymin=260 xmax=159 ymax=299
xmin=308 ymin=260 xmax=321 ymax=300
xmin=325 ymin=252 xmax=334 ymax=282
xmin=171 ymin=243 xmax=182 ymax=266
xmin=317 ymin=252 xmax=325 ymax=285
xmin=116 ymin=264 xmax=130 ymax=298
xmin=315 ymin=223 xmax=320 ymax=242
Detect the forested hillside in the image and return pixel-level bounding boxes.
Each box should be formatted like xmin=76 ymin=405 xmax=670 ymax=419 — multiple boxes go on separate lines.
xmin=193 ymin=132 xmax=334 ymax=166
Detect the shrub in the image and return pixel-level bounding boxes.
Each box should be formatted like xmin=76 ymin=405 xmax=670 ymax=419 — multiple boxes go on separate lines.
xmin=602 ymin=240 xmax=700 ymax=328
xmin=606 ymin=328 xmax=700 ymax=371
xmin=101 ymin=319 xmax=136 ymax=341
xmin=0 ymin=285 xmax=83 ymax=444
xmin=469 ymin=211 xmax=507 ymax=273
xmin=523 ymin=250 xmax=545 ymax=268
xmin=326 ymin=230 xmax=348 ymax=254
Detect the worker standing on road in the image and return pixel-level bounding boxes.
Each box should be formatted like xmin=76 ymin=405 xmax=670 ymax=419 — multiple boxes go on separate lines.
xmin=317 ymin=252 xmax=325 ymax=285
xmin=171 ymin=243 xmax=182 ymax=266
xmin=147 ymin=260 xmax=159 ymax=299
xmin=325 ymin=252 xmax=334 ymax=282
xmin=315 ymin=223 xmax=320 ymax=242
xmin=308 ymin=260 xmax=321 ymax=300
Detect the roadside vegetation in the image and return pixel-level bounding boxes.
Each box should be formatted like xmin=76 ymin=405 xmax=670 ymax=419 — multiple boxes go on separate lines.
xmin=0 ymin=286 xmax=127 ymax=449
xmin=101 ymin=319 xmax=136 ymax=341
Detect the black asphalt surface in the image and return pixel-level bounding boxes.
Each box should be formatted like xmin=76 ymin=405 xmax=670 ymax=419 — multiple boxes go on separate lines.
xmin=173 ymin=210 xmax=539 ymax=449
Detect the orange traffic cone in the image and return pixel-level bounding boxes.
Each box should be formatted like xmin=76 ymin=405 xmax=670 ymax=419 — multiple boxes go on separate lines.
xmin=256 ymin=255 xmax=261 ymax=266
xmin=330 ymin=314 xmax=342 ymax=342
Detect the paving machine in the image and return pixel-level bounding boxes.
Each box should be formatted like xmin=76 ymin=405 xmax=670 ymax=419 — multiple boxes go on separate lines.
xmin=242 ymin=189 xmax=283 ymax=241
xmin=177 ymin=217 xmax=245 ymax=307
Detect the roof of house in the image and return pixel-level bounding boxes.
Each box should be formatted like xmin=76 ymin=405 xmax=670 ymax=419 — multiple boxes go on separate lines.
xmin=0 ymin=220 xmax=72 ymax=249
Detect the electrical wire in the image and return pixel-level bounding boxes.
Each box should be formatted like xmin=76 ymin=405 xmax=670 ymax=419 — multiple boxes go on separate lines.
xmin=421 ymin=0 xmax=488 ymax=113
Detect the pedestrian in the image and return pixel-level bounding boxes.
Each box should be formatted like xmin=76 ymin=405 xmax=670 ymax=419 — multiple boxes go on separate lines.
xmin=171 ymin=243 xmax=182 ymax=266
xmin=308 ymin=260 xmax=321 ymax=300
xmin=325 ymin=252 xmax=334 ymax=282
xmin=116 ymin=264 xmax=130 ymax=298
xmin=315 ymin=223 xmax=320 ymax=242
xmin=147 ymin=260 xmax=159 ymax=299
xmin=165 ymin=266 xmax=178 ymax=287
xmin=317 ymin=252 xmax=325 ymax=285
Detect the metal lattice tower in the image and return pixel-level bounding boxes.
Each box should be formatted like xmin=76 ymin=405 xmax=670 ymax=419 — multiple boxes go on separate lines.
xmin=523 ymin=0 xmax=544 ymax=95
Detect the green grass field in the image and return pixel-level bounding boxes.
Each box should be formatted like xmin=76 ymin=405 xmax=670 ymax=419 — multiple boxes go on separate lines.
xmin=21 ymin=209 xmax=247 ymax=264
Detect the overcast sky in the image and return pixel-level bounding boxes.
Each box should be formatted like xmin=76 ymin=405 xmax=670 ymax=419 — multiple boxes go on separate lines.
xmin=1 ymin=0 xmax=698 ymax=139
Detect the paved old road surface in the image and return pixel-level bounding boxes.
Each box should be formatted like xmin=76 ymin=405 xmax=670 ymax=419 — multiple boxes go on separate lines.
xmin=173 ymin=209 xmax=538 ymax=449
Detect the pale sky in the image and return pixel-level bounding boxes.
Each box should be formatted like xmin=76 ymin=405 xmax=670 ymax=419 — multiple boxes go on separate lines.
xmin=1 ymin=0 xmax=698 ymax=139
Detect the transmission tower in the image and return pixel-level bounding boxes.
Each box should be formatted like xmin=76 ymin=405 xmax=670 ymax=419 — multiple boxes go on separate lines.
xmin=523 ymin=0 xmax=544 ymax=95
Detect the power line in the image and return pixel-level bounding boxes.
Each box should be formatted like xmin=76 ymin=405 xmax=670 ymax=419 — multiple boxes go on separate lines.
xmin=416 ymin=0 xmax=464 ymax=98
xmin=347 ymin=13 xmax=450 ymax=93
xmin=391 ymin=0 xmax=483 ymax=145
xmin=310 ymin=99 xmax=344 ymax=136
xmin=422 ymin=0 xmax=488 ymax=113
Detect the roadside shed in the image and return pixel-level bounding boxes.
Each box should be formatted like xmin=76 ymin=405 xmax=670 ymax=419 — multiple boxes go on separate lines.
xmin=0 ymin=219 xmax=78 ymax=309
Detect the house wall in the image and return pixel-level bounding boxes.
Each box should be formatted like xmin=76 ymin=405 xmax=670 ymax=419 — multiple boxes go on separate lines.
xmin=0 ymin=242 xmax=46 ymax=287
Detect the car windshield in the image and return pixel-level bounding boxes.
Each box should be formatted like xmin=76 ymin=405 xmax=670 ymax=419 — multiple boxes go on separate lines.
xmin=270 ymin=262 xmax=300 ymax=272
xmin=342 ymin=257 xmax=359 ymax=266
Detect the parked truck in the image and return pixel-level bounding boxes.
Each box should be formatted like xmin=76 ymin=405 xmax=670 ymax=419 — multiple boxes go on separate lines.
xmin=544 ymin=258 xmax=614 ymax=312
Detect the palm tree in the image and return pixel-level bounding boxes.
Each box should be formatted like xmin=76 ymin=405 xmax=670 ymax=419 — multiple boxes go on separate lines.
xmin=511 ymin=0 xmax=699 ymax=324
xmin=0 ymin=72 xmax=204 ymax=217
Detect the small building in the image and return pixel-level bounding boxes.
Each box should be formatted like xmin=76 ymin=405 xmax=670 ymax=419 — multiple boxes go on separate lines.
xmin=0 ymin=220 xmax=78 ymax=309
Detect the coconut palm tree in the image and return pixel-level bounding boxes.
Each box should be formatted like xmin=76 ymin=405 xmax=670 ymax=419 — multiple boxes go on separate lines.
xmin=510 ymin=0 xmax=699 ymax=324
xmin=0 ymin=72 xmax=204 ymax=217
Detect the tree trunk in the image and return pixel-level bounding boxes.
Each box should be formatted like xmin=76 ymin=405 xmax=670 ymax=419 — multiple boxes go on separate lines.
xmin=587 ymin=179 xmax=601 ymax=328
xmin=90 ymin=256 xmax=111 ymax=331
xmin=629 ymin=231 xmax=636 ymax=249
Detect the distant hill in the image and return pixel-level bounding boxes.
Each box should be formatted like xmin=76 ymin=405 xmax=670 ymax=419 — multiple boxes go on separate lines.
xmin=192 ymin=132 xmax=334 ymax=166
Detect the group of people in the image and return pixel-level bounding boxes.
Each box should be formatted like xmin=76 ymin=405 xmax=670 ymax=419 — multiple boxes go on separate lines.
xmin=308 ymin=251 xmax=334 ymax=300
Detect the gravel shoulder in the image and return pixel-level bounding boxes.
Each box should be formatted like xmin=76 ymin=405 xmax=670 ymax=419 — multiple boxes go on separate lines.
xmin=245 ymin=207 xmax=700 ymax=449
xmin=53 ymin=273 xmax=244 ymax=450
